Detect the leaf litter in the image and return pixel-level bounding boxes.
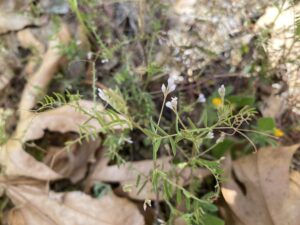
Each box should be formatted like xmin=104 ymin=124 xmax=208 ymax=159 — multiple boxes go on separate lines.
xmin=0 ymin=12 xmax=143 ymax=225
xmin=221 ymin=145 xmax=300 ymax=225
xmin=0 ymin=0 xmax=300 ymax=224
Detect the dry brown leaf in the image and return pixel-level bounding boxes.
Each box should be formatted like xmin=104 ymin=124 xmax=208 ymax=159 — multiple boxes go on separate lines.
xmin=222 ymin=145 xmax=300 ymax=225
xmin=15 ymin=100 xmax=104 ymax=142
xmin=44 ymin=139 xmax=101 ymax=183
xmin=0 ymin=139 xmax=62 ymax=180
xmin=17 ymin=29 xmax=45 ymax=54
xmin=0 ymin=100 xmax=126 ymax=180
xmin=7 ymin=209 xmax=26 ymax=225
xmin=0 ymin=55 xmax=14 ymax=91
xmin=18 ymin=23 xmax=71 ymax=120
xmin=0 ymin=13 xmax=38 ymax=34
xmin=0 ymin=24 xmax=103 ymax=180
xmin=0 ymin=0 xmax=31 ymax=12
xmin=5 ymin=184 xmax=145 ymax=225
xmin=0 ymin=1 xmax=43 ymax=34
xmin=88 ymin=157 xmax=209 ymax=200
xmin=17 ymin=29 xmax=46 ymax=75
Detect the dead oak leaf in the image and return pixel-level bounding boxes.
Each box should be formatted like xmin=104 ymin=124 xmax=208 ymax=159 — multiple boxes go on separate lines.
xmin=88 ymin=157 xmax=209 ymax=201
xmin=43 ymin=139 xmax=101 ymax=183
xmin=0 ymin=100 xmax=126 ymax=180
xmin=5 ymin=184 xmax=144 ymax=225
xmin=222 ymin=145 xmax=300 ymax=225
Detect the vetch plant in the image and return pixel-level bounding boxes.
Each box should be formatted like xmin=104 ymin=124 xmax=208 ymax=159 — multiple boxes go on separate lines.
xmin=39 ymin=82 xmax=258 ymax=225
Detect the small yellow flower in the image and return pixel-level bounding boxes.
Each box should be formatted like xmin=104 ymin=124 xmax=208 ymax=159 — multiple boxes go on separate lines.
xmin=274 ymin=128 xmax=284 ymax=137
xmin=212 ymin=97 xmax=222 ymax=107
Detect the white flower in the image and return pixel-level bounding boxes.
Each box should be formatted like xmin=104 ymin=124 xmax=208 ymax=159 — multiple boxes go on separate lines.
xmin=101 ymin=58 xmax=109 ymax=63
xmin=206 ymin=131 xmax=214 ymax=139
xmin=167 ymin=77 xmax=176 ymax=92
xmin=165 ymin=101 xmax=172 ymax=109
xmin=169 ymin=69 xmax=184 ymax=83
xmin=198 ymin=93 xmax=206 ymax=103
xmin=216 ymin=132 xmax=226 ymax=143
xmin=124 ymin=138 xmax=133 ymax=144
xmin=166 ymin=97 xmax=178 ymax=111
xmin=97 ymin=88 xmax=109 ymax=102
xmin=87 ymin=52 xmax=93 ymax=60
xmin=161 ymin=77 xmax=176 ymax=96
xmin=161 ymin=84 xmax=167 ymax=94
xmin=218 ymin=84 xmax=225 ymax=99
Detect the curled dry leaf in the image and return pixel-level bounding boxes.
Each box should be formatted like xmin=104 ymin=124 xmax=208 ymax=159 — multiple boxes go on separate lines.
xmin=18 ymin=23 xmax=71 ymax=120
xmin=0 ymin=23 xmax=72 ymax=180
xmin=0 ymin=12 xmax=46 ymax=34
xmin=16 ymin=100 xmax=103 ymax=142
xmin=88 ymin=157 xmax=210 ymax=200
xmin=0 ymin=139 xmax=62 ymax=180
xmin=17 ymin=29 xmax=46 ymax=75
xmin=221 ymin=145 xmax=300 ymax=225
xmin=0 ymin=55 xmax=14 ymax=91
xmin=0 ymin=100 xmax=126 ymax=180
xmin=5 ymin=184 xmax=144 ymax=225
xmin=0 ymin=23 xmax=126 ymax=181
xmin=0 ymin=0 xmax=44 ymax=34
xmin=0 ymin=0 xmax=31 ymax=12
xmin=17 ymin=29 xmax=45 ymax=54
xmin=0 ymin=23 xmax=111 ymax=181
xmin=44 ymin=139 xmax=101 ymax=183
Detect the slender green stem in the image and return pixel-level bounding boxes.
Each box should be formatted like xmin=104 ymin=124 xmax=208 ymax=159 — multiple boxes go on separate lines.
xmin=175 ymin=112 xmax=187 ymax=130
xmin=156 ymin=94 xmax=167 ymax=130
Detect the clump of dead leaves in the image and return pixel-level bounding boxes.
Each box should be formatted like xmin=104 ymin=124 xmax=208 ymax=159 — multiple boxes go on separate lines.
xmin=0 ymin=16 xmax=145 ymax=225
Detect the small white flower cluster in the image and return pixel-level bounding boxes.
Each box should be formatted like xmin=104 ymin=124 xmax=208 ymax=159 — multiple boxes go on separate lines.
xmin=168 ymin=68 xmax=184 ymax=83
xmin=218 ymin=84 xmax=225 ymax=99
xmin=198 ymin=93 xmax=206 ymax=103
xmin=101 ymin=58 xmax=109 ymax=64
xmin=161 ymin=77 xmax=178 ymax=111
xmin=197 ymin=84 xmax=225 ymax=104
xmin=166 ymin=97 xmax=178 ymax=111
xmin=206 ymin=131 xmax=226 ymax=143
xmin=87 ymin=52 xmax=93 ymax=60
xmin=206 ymin=131 xmax=214 ymax=139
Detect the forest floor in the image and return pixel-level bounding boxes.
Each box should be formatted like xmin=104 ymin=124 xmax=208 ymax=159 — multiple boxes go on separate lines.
xmin=0 ymin=1 xmax=300 ymax=225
